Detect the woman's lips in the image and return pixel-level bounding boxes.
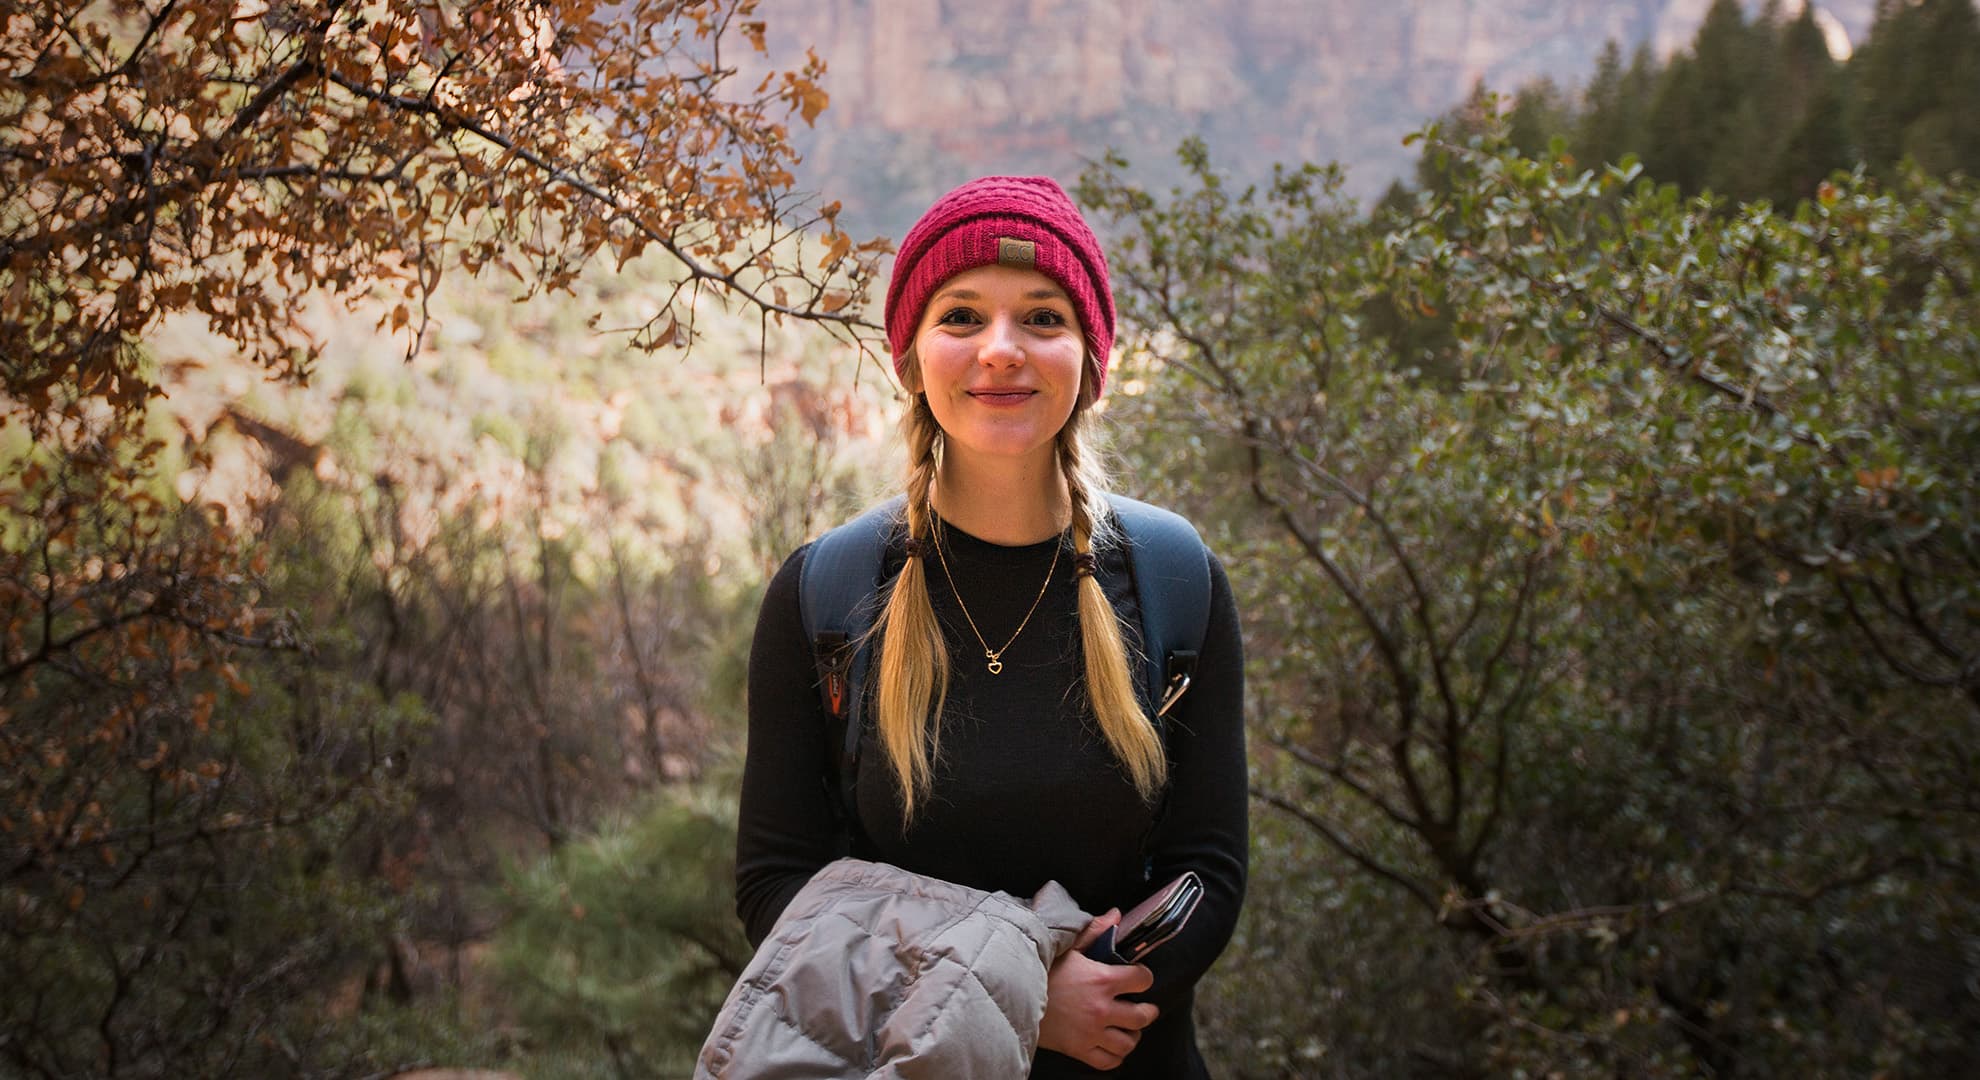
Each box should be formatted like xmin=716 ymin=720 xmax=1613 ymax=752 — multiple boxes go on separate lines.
xmin=967 ymin=389 xmax=1036 ymax=406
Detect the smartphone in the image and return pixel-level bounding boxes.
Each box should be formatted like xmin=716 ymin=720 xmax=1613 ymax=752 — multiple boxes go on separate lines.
xmin=1082 ymin=871 xmax=1204 ymax=964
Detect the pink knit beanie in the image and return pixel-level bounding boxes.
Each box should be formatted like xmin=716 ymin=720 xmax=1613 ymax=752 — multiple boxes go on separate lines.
xmin=885 ymin=176 xmax=1116 ymax=396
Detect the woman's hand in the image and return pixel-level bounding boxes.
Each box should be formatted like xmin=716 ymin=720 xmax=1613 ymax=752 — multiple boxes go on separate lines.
xmin=1037 ymin=908 xmax=1161 ymax=1071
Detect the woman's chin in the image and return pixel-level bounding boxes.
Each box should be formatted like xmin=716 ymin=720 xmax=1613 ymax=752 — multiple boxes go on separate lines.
xmin=942 ymin=432 xmax=1061 ymax=470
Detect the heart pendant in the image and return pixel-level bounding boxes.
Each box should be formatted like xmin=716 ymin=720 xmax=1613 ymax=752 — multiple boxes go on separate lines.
xmin=986 ymin=658 xmax=1004 ymax=675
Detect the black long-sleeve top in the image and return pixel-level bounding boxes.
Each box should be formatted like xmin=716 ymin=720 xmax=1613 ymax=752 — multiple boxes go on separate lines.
xmin=736 ymin=513 xmax=1248 ymax=1078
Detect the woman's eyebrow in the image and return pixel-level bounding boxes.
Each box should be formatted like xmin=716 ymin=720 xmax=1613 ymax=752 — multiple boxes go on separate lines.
xmin=929 ymin=286 xmax=1070 ymax=303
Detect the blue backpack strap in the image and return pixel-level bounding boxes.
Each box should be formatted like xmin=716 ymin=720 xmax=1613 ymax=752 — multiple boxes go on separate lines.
xmin=798 ymin=496 xmax=905 ymax=844
xmin=1106 ymin=494 xmax=1212 ymax=727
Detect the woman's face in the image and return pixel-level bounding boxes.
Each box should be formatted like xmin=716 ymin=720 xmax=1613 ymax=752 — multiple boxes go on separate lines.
xmin=907 ymin=263 xmax=1086 ymax=473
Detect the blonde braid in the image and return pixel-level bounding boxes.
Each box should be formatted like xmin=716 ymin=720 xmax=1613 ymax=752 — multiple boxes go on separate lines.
xmin=872 ymin=392 xmax=950 ymax=820
xmin=1059 ymin=414 xmax=1167 ymax=801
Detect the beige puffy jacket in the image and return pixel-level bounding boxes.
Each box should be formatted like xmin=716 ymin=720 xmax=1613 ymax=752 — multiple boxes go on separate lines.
xmin=695 ymin=858 xmax=1090 ymax=1079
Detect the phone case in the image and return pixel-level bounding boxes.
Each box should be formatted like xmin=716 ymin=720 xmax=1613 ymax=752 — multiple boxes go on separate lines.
xmin=1080 ymin=871 xmax=1204 ymax=964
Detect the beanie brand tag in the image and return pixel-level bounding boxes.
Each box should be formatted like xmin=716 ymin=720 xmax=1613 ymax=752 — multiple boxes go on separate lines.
xmin=996 ymin=238 xmax=1036 ymax=268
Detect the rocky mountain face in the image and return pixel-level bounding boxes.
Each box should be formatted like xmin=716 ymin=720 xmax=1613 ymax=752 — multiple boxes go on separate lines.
xmin=747 ymin=0 xmax=1877 ymax=236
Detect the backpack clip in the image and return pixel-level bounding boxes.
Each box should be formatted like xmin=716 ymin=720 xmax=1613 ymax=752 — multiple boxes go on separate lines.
xmin=815 ymin=631 xmax=854 ymax=720
xmin=1158 ymin=650 xmax=1198 ymax=719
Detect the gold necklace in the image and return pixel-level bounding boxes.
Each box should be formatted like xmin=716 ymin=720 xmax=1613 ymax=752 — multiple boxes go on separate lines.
xmin=931 ymin=525 xmax=1061 ymax=675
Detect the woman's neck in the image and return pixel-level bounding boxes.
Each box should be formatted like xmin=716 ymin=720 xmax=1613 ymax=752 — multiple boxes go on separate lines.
xmin=931 ymin=452 xmax=1069 ymax=546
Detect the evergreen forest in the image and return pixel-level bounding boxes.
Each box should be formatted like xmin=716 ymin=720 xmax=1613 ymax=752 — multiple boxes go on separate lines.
xmin=1402 ymin=0 xmax=1980 ymax=211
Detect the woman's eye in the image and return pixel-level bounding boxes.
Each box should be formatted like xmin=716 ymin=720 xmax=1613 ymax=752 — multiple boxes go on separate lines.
xmin=937 ymin=307 xmax=980 ymax=326
xmin=1027 ymin=309 xmax=1067 ymax=327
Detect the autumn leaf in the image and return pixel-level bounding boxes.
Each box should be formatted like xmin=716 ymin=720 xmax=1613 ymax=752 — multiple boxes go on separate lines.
xmin=819 ymin=231 xmax=852 ymax=269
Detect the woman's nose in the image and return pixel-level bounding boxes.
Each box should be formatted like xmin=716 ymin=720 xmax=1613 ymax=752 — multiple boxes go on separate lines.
xmin=977 ymin=316 xmax=1026 ymax=365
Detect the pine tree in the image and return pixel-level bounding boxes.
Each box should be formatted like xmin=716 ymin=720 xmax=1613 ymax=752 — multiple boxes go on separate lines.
xmin=1767 ymin=5 xmax=1848 ymax=203
xmin=1907 ymin=0 xmax=1980 ymax=176
xmin=1507 ymin=78 xmax=1570 ymax=159
xmin=1575 ymin=40 xmax=1630 ymax=168
xmin=1852 ymin=0 xmax=1919 ymax=170
xmin=1698 ymin=0 xmax=1778 ymax=199
xmin=1574 ymin=40 xmax=1662 ymax=171
xmin=1646 ymin=52 xmax=1707 ymax=191
xmin=1779 ymin=3 xmax=1840 ymax=109
xmin=1773 ymin=78 xmax=1851 ymax=202
xmin=1618 ymin=43 xmax=1662 ymax=162
xmin=1849 ymin=0 xmax=1980 ymax=176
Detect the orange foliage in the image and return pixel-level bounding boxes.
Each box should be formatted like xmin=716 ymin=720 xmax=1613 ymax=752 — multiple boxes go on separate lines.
xmin=1 ymin=0 xmax=882 ymax=421
xmin=0 ymin=421 xmax=272 ymax=884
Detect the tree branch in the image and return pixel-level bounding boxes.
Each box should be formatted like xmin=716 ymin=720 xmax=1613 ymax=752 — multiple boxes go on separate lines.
xmin=1251 ymin=785 xmax=1441 ymax=915
xmin=315 ymin=70 xmax=879 ymax=336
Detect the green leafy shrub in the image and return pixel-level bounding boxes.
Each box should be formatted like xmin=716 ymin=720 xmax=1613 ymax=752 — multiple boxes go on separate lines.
xmin=1082 ymin=125 xmax=1979 ymax=1076
xmin=488 ymin=788 xmax=751 ymax=1078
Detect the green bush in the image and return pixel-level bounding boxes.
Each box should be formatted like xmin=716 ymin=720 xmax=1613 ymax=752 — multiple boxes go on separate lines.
xmin=488 ymin=787 xmax=752 ymax=1078
xmin=1083 ymin=127 xmax=1979 ymax=1076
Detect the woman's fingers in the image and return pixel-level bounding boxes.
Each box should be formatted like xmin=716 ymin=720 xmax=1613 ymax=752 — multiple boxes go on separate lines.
xmin=1082 ymin=1047 xmax=1125 ymax=1071
xmin=1041 ymin=940 xmax=1159 ymax=1069
xmin=1108 ymin=961 xmax=1155 ymax=995
xmin=1105 ymin=999 xmax=1160 ymax=1032
xmin=1096 ymin=1024 xmax=1142 ymax=1057
xmin=1071 ymin=907 xmax=1121 ymax=950
xmin=1077 ymin=1025 xmax=1142 ymax=1071
xmin=1093 ymin=960 xmax=1158 ymax=1031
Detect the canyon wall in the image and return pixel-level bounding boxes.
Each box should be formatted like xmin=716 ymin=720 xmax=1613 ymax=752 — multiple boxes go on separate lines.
xmin=742 ymin=0 xmax=1877 ymax=235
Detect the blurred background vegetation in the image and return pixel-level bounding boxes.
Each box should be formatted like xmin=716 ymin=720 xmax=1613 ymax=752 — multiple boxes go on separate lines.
xmin=4 ymin=0 xmax=1977 ymax=1077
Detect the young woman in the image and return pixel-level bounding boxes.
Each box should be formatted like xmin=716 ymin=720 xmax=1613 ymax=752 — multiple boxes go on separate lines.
xmin=734 ymin=176 xmax=1248 ymax=1077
